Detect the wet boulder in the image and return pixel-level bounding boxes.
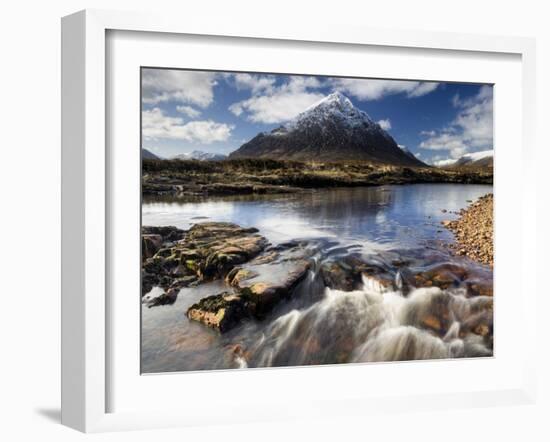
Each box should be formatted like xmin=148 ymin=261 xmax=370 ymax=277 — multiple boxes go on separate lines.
xmin=400 ymin=288 xmax=453 ymax=337
xmin=412 ymin=262 xmax=468 ymax=290
xmin=465 ymin=281 xmax=493 ymax=297
xmin=141 ymin=268 xmax=175 ymax=296
xmin=142 ymin=234 xmax=163 ymax=260
xmin=411 ymin=262 xmax=493 ymax=298
xmin=321 ymin=255 xmax=394 ymax=292
xmin=226 ymin=242 xmax=312 ymax=317
xmin=401 ymin=287 xmax=494 ymax=344
xmin=320 ymin=261 xmax=357 ymax=291
xmin=142 ymin=225 xmax=186 ymax=242
xmin=188 ymin=223 xmax=269 ymax=280
xmin=141 ymin=222 xmax=268 ymax=294
xmin=186 ymin=292 xmax=251 ymax=332
xmin=456 ymin=296 xmax=493 ymax=349
xmin=142 ymin=287 xmax=179 ymax=307
xmin=187 ymin=242 xmax=313 ymax=332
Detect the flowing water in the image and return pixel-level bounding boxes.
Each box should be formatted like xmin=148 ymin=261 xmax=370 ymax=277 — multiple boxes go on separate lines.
xmin=141 ymin=184 xmax=493 ymax=373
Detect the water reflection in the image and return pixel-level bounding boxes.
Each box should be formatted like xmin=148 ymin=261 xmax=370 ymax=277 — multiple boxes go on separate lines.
xmin=143 ymin=184 xmax=491 ymax=250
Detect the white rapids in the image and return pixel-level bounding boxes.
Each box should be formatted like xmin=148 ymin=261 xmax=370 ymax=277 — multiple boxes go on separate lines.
xmin=246 ymin=274 xmax=493 ymax=367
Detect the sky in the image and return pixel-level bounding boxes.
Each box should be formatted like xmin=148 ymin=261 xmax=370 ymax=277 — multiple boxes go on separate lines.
xmin=141 ymin=68 xmax=493 ymax=164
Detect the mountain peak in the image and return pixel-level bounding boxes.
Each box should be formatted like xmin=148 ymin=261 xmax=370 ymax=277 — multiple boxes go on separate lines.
xmin=229 ymin=92 xmax=426 ymax=167
xmin=280 ymin=91 xmax=374 ymax=134
xmin=311 ymin=91 xmax=354 ymax=110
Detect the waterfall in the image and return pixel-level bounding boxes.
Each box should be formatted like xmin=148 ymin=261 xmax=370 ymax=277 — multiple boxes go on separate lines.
xmin=244 ymin=271 xmax=493 ymax=367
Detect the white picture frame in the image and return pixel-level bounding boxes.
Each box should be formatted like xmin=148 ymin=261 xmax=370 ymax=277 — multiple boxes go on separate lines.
xmin=61 ymin=9 xmax=537 ymax=433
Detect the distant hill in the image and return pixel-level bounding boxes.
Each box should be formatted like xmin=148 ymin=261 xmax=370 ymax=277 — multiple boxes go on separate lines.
xmin=229 ymin=92 xmax=426 ymax=167
xmin=172 ymin=150 xmax=227 ymax=161
xmin=142 ymin=148 xmax=161 ymax=160
xmin=435 ymin=150 xmax=493 ymax=169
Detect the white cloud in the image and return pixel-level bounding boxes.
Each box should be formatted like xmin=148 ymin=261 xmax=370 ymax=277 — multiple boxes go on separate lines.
xmin=229 ymin=76 xmax=325 ymax=124
xmin=230 ymin=73 xmax=277 ymax=94
xmin=176 ymin=105 xmax=202 ymax=118
xmin=420 ymin=130 xmax=436 ymax=137
xmin=331 ymin=78 xmax=439 ymax=101
xmin=142 ymin=69 xmax=217 ymax=107
xmin=377 ymin=118 xmax=392 ymax=130
xmin=142 ymin=108 xmax=233 ymax=143
xmin=228 ymin=74 xmax=438 ymax=124
xmin=419 ymin=85 xmax=493 ymax=159
xmin=421 ymin=133 xmax=468 ymax=159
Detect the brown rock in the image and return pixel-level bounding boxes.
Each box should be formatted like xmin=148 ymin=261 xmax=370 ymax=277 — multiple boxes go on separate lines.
xmin=421 ymin=315 xmax=442 ymax=333
xmin=232 ymin=243 xmax=312 ymax=316
xmin=142 ymin=234 xmax=163 ymax=260
xmin=141 ymin=222 xmax=269 ymax=293
xmin=188 ymin=242 xmax=313 ymax=331
xmin=321 ymin=255 xmax=394 ymax=292
xmin=186 ymin=292 xmax=251 ymax=332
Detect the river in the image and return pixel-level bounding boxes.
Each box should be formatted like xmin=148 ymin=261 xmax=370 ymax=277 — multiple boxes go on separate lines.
xmin=141 ymin=184 xmax=493 ymax=373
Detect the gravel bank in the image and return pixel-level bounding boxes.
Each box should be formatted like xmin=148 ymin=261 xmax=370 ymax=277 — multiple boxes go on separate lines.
xmin=442 ymin=193 xmax=493 ymax=266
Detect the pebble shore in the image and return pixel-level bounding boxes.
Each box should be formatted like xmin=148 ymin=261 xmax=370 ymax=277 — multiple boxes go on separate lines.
xmin=443 ymin=194 xmax=494 ymax=266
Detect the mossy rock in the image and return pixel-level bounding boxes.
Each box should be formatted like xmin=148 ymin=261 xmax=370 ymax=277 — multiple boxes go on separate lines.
xmin=186 ymin=292 xmax=252 ymax=332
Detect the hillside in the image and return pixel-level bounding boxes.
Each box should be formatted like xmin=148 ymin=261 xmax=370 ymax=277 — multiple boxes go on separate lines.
xmin=142 ymin=148 xmax=161 ymax=160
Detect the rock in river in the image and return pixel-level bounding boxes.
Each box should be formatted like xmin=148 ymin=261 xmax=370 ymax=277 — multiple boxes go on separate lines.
xmin=142 ymin=234 xmax=163 ymax=260
xmin=141 ymin=222 xmax=268 ymax=297
xmin=185 ymin=222 xmax=269 ymax=280
xmin=320 ymin=255 xmax=395 ymax=292
xmin=187 ymin=241 xmax=313 ymax=331
xmin=187 ymin=292 xmax=252 ymax=333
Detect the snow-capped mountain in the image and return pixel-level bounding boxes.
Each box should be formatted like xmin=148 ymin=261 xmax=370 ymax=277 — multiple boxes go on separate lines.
xmin=142 ymin=148 xmax=161 ymax=160
xmin=172 ymin=150 xmax=227 ymax=161
xmin=229 ymin=92 xmax=426 ymax=166
xmin=435 ymin=150 xmax=493 ymax=169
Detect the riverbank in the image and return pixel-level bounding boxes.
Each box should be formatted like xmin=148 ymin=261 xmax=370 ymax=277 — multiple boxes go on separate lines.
xmin=142 ymin=158 xmax=493 ymax=198
xmin=442 ymin=194 xmax=494 ymax=266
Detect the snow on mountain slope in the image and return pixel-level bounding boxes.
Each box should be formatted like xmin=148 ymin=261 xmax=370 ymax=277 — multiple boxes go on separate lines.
xmin=172 ymin=150 xmax=227 ymax=161
xmin=434 ymin=158 xmax=456 ymax=167
xmin=461 ymin=150 xmax=493 ymax=162
xmin=276 ymin=92 xmax=380 ymax=134
xmin=435 ymin=150 xmax=493 ymax=168
xmin=230 ymin=92 xmax=425 ymax=166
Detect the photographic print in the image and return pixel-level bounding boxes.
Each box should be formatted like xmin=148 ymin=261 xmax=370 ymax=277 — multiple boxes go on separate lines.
xmin=141 ymin=68 xmax=493 ymax=373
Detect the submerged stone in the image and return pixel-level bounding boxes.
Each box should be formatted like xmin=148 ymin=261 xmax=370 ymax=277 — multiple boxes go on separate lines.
xmin=412 ymin=262 xmax=468 ymax=290
xmin=321 ymin=255 xmax=394 ymax=292
xmin=142 ymin=287 xmax=179 ymax=307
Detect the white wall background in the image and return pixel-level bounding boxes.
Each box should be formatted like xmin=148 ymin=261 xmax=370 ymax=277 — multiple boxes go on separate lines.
xmin=0 ymin=0 xmax=547 ymax=440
